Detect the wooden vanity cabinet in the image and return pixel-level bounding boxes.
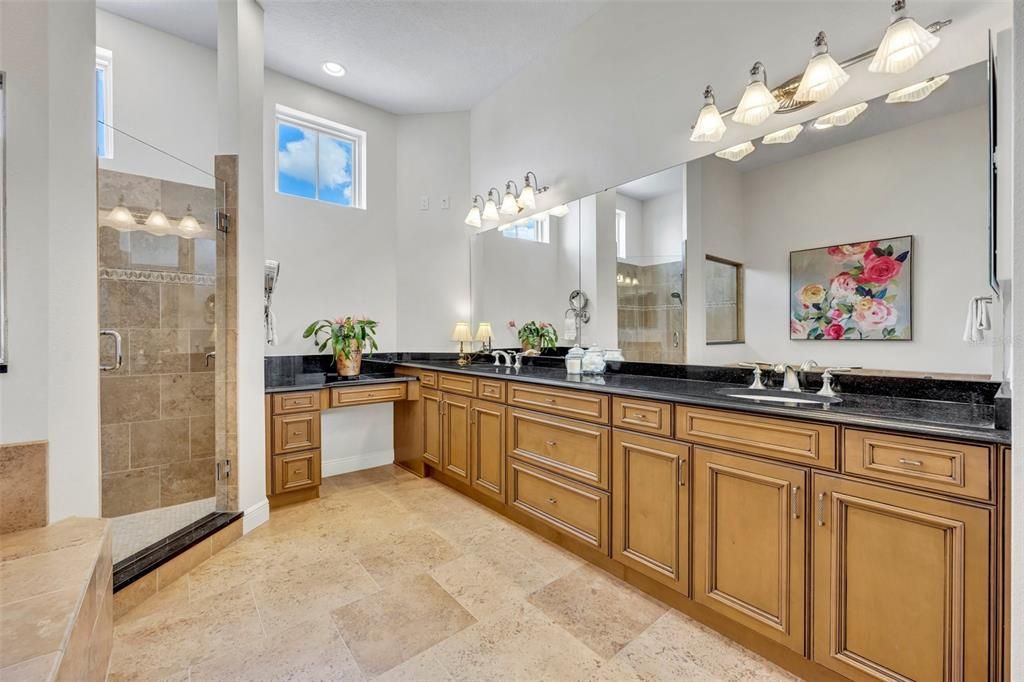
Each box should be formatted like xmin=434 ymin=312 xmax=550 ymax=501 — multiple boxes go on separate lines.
xmin=612 ymin=431 xmax=689 ymax=595
xmin=470 ymin=399 xmax=506 ymax=501
xmin=441 ymin=392 xmax=472 ymax=484
xmin=422 ymin=388 xmax=443 ymax=466
xmin=692 ymin=447 xmax=807 ymax=655
xmin=811 ymin=473 xmax=992 ymax=682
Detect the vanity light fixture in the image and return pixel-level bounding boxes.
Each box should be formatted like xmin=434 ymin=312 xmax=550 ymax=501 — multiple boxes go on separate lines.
xmin=451 ymin=321 xmax=474 ymax=366
xmin=475 ymin=322 xmax=494 ymax=352
xmin=762 ymin=124 xmax=804 ymax=144
xmin=732 ymin=62 xmax=779 ymax=126
xmin=464 ymin=194 xmax=485 ymax=228
xmin=322 ymin=61 xmax=346 ymax=77
xmin=794 ymin=32 xmax=849 ymax=103
xmin=549 ymin=204 xmax=571 ymax=218
xmin=689 ymin=85 xmax=727 ymax=143
xmin=177 ymin=204 xmax=202 ymax=238
xmin=813 ymin=102 xmax=868 ymax=129
xmin=885 ymin=74 xmax=949 ymax=103
xmin=482 ymin=188 xmax=501 ymax=222
xmin=105 ymin=194 xmax=136 ymax=232
xmin=143 ymin=201 xmax=171 ymax=235
xmin=869 ymin=0 xmax=939 ymax=74
xmin=714 ymin=141 xmax=755 ymax=162
xmin=518 ymin=172 xmax=547 ymax=209
xmin=500 ymin=181 xmax=520 ymax=216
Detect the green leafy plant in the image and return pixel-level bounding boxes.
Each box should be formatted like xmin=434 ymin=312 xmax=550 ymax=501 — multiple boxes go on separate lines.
xmin=513 ymin=320 xmax=558 ymax=350
xmin=303 ymin=316 xmax=379 ymax=360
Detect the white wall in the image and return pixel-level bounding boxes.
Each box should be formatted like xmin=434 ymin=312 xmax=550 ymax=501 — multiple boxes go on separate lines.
xmin=96 ymin=10 xmax=218 ymax=183
xmin=740 ymin=106 xmax=990 ymax=374
xmin=615 ymin=193 xmax=645 ymax=265
xmin=0 ymin=0 xmax=101 ymax=521
xmin=469 ymin=2 xmax=1008 ymax=216
xmin=1010 ymin=4 xmax=1022 ymax=678
xmin=641 ymin=190 xmax=685 ymax=266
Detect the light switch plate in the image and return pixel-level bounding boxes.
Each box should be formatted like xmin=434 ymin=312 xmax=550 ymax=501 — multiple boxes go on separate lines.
xmin=440 ymin=196 xmax=450 ymax=210
xmin=419 ymin=196 xmax=429 ymax=210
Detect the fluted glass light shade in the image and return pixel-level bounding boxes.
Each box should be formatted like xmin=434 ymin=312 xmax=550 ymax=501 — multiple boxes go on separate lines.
xmin=517 ymin=182 xmax=536 ymax=210
xmin=482 ymin=198 xmax=500 ymax=221
xmin=762 ymin=124 xmax=803 ymax=145
xmin=177 ymin=204 xmax=202 ymax=239
xmin=475 ymin=322 xmax=493 ymax=342
xmin=549 ymin=204 xmax=570 ymax=218
xmin=689 ymin=86 xmax=727 ymax=142
xmin=869 ymin=0 xmax=939 ymax=74
xmin=794 ymin=32 xmax=849 ymax=103
xmin=464 ymin=204 xmax=482 ymax=228
xmin=143 ymin=201 xmax=171 ymax=235
xmin=500 ymin=187 xmax=519 ymax=216
xmin=885 ymin=74 xmax=948 ymax=103
xmin=106 ymin=194 xmax=136 ymax=232
xmin=733 ymin=62 xmax=779 ymax=126
xmin=451 ymin=321 xmax=473 ymax=343
xmin=813 ymin=102 xmax=868 ymax=129
xmin=714 ymin=141 xmax=755 ymax=162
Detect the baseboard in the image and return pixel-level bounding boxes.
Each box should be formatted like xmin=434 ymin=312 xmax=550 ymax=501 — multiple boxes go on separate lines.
xmin=321 ymin=449 xmax=395 ymax=478
xmin=242 ymin=499 xmax=270 ymax=534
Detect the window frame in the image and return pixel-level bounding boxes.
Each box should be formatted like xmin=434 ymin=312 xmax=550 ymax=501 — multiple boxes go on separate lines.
xmin=615 ymin=209 xmax=626 ymax=259
xmin=704 ymin=254 xmax=745 ymax=345
xmin=500 ymin=214 xmax=550 ymax=243
xmin=274 ymin=104 xmax=366 ymax=209
xmin=96 ymin=47 xmax=113 ymax=160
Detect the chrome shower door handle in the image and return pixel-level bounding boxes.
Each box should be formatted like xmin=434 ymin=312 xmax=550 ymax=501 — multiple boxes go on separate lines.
xmin=99 ymin=329 xmax=123 ymax=371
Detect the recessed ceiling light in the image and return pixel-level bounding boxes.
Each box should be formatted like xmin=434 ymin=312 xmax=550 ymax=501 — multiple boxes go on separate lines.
xmin=322 ymin=62 xmax=346 ymax=77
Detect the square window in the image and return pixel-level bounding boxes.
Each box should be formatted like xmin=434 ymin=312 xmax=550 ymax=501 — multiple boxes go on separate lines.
xmin=275 ymin=105 xmax=366 ymax=209
xmin=96 ymin=47 xmax=113 ymax=159
xmin=615 ymin=209 xmax=626 ymax=259
xmin=501 ymin=215 xmax=549 ymax=243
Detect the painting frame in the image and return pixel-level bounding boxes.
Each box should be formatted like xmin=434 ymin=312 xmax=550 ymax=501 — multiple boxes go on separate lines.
xmin=789 ymin=235 xmax=913 ymax=342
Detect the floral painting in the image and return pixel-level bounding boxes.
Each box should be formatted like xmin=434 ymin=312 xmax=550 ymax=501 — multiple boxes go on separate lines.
xmin=790 ymin=236 xmax=912 ymax=341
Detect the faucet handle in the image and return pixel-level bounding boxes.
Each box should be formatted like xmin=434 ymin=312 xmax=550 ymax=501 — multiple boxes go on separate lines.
xmin=817 ymin=367 xmax=859 ymax=397
xmin=738 ymin=362 xmax=770 ymax=389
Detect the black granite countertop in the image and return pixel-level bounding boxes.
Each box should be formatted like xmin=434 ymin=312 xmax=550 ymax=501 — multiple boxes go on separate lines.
xmin=385 ymin=360 xmax=1010 ymax=446
xmin=265 ymin=371 xmax=416 ymax=394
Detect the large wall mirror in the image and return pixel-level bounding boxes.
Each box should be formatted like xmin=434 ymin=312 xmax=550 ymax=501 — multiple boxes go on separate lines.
xmin=470 ymin=56 xmax=1000 ymax=379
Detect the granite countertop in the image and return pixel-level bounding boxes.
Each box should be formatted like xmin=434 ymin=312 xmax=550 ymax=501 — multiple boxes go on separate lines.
xmin=386 ymin=360 xmax=1010 ymax=446
xmin=265 ymin=371 xmax=416 ymax=394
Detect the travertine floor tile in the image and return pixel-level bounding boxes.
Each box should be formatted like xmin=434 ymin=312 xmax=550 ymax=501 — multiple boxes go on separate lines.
xmin=527 ymin=565 xmax=667 ymax=659
xmin=332 ymin=573 xmax=476 ymax=677
xmin=430 ymin=553 xmax=531 ymax=620
xmin=355 ymin=527 xmax=461 ymax=585
xmin=373 ymin=649 xmax=453 ymax=682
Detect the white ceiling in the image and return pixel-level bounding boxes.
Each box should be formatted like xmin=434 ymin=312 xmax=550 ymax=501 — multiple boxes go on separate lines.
xmin=616 ymin=165 xmax=686 ymax=201
xmin=96 ymin=0 xmax=607 ymax=115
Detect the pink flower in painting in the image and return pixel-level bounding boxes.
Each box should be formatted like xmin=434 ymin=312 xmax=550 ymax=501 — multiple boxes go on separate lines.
xmin=853 ymin=298 xmax=897 ymax=332
xmin=829 ymin=308 xmax=844 ymax=321
xmin=824 ymin=323 xmax=846 ymax=340
xmin=829 ymin=272 xmax=858 ymax=302
xmin=826 ymin=241 xmax=878 ymax=262
xmin=857 ymin=256 xmax=902 ymax=285
xmin=790 ymin=318 xmax=809 ymax=338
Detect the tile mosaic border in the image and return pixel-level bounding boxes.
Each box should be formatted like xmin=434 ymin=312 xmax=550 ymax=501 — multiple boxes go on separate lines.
xmin=98 ymin=268 xmax=216 ymax=286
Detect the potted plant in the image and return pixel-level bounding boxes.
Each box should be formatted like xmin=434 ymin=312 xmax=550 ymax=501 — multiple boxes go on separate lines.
xmin=303 ymin=316 xmax=379 ymax=377
xmin=511 ymin=320 xmax=558 ymax=351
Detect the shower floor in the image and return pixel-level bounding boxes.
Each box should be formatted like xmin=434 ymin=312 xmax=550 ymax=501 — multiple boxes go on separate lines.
xmin=112 ymin=497 xmax=217 ymax=563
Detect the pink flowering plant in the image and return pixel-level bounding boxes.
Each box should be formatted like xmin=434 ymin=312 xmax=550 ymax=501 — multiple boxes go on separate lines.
xmin=509 ymin=320 xmax=558 ymax=350
xmin=303 ymin=316 xmax=379 ymax=360
xmin=791 ymin=238 xmax=910 ymax=341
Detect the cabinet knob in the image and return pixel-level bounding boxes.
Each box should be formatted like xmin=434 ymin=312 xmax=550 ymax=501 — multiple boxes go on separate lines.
xmin=637 ymin=414 xmax=648 ymax=420
xmin=547 ymin=497 xmax=557 ymax=504
xmin=545 ymin=440 xmax=557 ymax=447
xmin=545 ymin=398 xmax=556 ymax=404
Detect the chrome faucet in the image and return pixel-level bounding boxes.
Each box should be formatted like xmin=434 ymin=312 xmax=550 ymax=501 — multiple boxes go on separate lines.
xmin=773 ymin=360 xmax=818 ymax=392
xmin=514 ymin=349 xmax=539 ymax=370
xmin=491 ymin=350 xmax=512 ymax=367
xmin=817 ymin=366 xmax=859 ymax=397
xmin=738 ymin=362 xmax=772 ymax=389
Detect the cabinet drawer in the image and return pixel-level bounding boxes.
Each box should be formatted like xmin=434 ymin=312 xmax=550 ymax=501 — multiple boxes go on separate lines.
xmin=272 ymin=412 xmax=321 ymax=455
xmin=272 ymin=390 xmax=321 ymax=415
xmin=612 ymin=397 xmax=672 ymax=437
xmin=420 ymin=371 xmax=438 ymax=389
xmin=507 ymin=408 xmax=610 ymax=490
xmin=330 ymin=382 xmax=408 ymax=408
xmin=843 ymin=429 xmax=994 ymax=502
xmin=675 ymin=406 xmax=836 ymax=469
xmin=438 ymin=373 xmax=476 ymax=396
xmin=271 ymin=450 xmax=321 ymax=495
xmin=508 ymin=383 xmax=609 ymax=424
xmin=477 ymin=378 xmax=506 ymax=403
xmin=507 ymin=458 xmax=609 ymax=555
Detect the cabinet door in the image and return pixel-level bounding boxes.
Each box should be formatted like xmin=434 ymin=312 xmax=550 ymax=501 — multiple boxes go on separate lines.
xmin=692 ymin=447 xmax=807 ymax=654
xmin=812 ymin=474 xmax=992 ymax=682
xmin=422 ymin=389 xmax=442 ymax=466
xmin=612 ymin=431 xmax=689 ymax=594
xmin=442 ymin=393 xmax=472 ymax=484
xmin=470 ymin=399 xmax=505 ymax=501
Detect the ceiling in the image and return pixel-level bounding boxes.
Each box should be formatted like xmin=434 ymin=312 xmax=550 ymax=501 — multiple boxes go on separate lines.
xmin=616 ymin=165 xmax=686 ymax=201
xmin=96 ymin=0 xmax=607 ymax=115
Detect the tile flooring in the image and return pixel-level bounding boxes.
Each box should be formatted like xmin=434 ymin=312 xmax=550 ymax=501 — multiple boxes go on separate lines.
xmin=107 ymin=465 xmax=799 ymax=681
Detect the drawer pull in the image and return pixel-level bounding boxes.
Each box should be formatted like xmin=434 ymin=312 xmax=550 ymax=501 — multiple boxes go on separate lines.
xmin=898 ymin=458 xmax=924 ymax=467
xmin=546 ymin=398 xmax=557 ymax=404
xmin=636 ymin=414 xmax=648 ymax=420
xmin=545 ymin=440 xmax=557 ymax=447
xmin=291 ymin=430 xmax=302 ymax=436
xmin=547 ymin=497 xmax=558 ymax=504
xmin=791 ymin=486 xmax=800 ymax=520
xmin=816 ymin=492 xmax=826 ymax=527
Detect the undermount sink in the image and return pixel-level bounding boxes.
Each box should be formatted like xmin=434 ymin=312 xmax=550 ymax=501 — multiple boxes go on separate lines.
xmin=715 ymin=387 xmax=842 ymax=406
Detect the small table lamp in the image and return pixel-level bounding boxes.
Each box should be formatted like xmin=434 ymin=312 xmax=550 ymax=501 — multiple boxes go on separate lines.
xmin=451 ymin=321 xmax=474 ymax=366
xmin=475 ymin=322 xmax=493 ymax=352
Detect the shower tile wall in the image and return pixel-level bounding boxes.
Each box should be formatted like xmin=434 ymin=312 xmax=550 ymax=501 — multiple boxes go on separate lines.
xmin=98 ymin=170 xmax=218 ymax=518
xmin=617 ymin=260 xmax=685 ymax=363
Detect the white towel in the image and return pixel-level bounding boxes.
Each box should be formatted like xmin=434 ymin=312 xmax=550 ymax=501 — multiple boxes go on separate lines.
xmin=962 ymin=297 xmax=992 ymax=344
xmin=564 ymin=311 xmax=577 ymax=341
xmin=266 ymin=309 xmax=279 ymax=346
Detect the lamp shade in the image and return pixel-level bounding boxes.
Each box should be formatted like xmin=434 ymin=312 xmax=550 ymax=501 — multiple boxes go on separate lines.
xmin=105 ymin=195 xmax=136 ymax=232
xmin=500 ymin=189 xmax=519 ymax=216
xmin=733 ymin=64 xmax=779 ymax=126
xmin=762 ymin=124 xmax=803 ymax=144
xmin=177 ymin=204 xmax=202 ymax=239
xmin=143 ymin=202 xmax=171 ymax=235
xmin=714 ymin=141 xmax=755 ymax=162
xmin=885 ymin=74 xmax=948 ymax=103
xmin=482 ymin=198 xmax=500 ymax=222
xmin=794 ymin=33 xmax=849 ymax=103
xmin=517 ymin=183 xmax=536 ymax=210
xmin=869 ymin=2 xmax=939 ymax=74
xmin=813 ymin=102 xmax=868 ymax=129
xmin=475 ymin=322 xmax=493 ymax=342
xmin=451 ymin=322 xmax=473 ymax=343
xmin=464 ymin=204 xmax=482 ymax=228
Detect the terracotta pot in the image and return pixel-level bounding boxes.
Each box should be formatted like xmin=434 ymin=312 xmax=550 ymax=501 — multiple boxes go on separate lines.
xmin=336 ymin=342 xmax=363 ymax=377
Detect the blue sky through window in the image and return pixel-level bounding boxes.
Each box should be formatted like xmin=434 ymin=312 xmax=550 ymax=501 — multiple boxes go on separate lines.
xmin=96 ymin=67 xmax=106 ymax=157
xmin=318 ymin=135 xmax=354 ymax=206
xmin=277 ymin=121 xmax=355 ymax=206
